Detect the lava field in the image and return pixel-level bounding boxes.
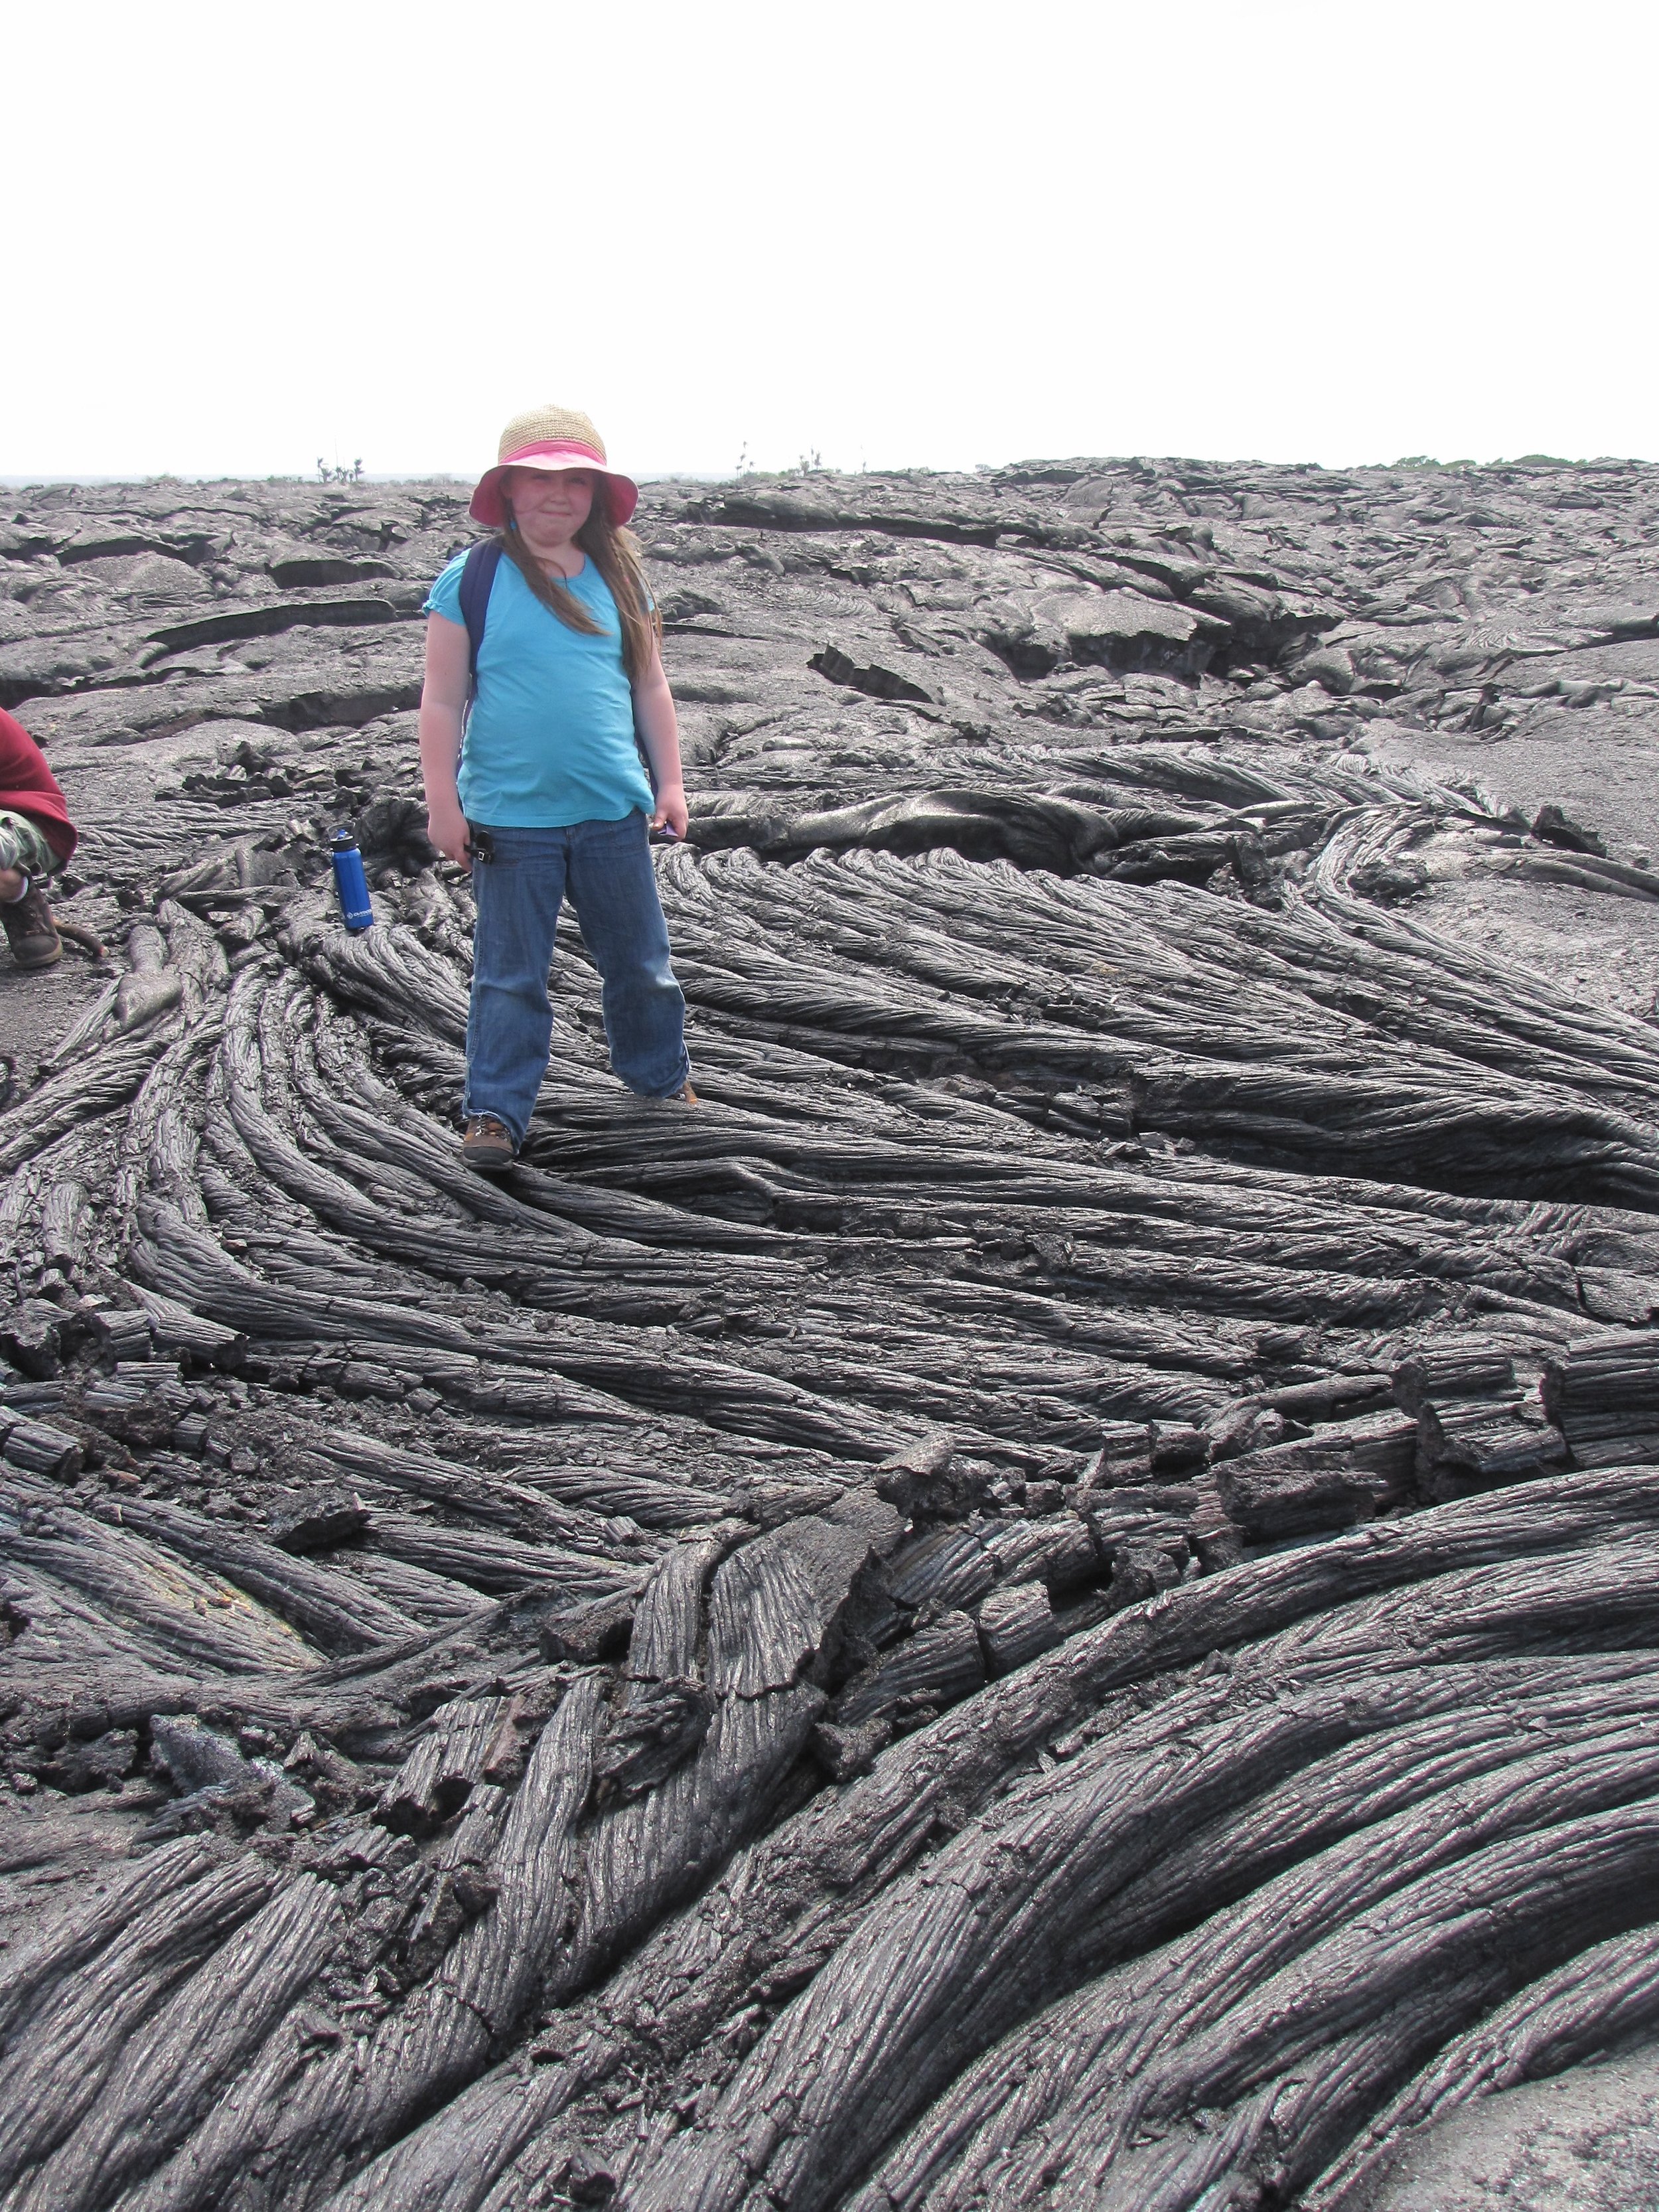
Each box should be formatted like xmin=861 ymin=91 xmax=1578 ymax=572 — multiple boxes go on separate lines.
xmin=4 ymin=455 xmax=1659 ymax=2207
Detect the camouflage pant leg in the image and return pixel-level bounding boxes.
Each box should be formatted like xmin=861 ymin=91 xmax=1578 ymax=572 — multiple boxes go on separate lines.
xmin=0 ymin=810 xmax=59 ymax=879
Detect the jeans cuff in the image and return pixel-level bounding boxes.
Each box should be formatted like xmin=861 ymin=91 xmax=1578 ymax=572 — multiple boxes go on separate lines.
xmin=627 ymin=1063 xmax=693 ymax=1100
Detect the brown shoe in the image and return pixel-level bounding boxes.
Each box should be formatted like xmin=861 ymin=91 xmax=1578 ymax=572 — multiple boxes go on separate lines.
xmin=460 ymin=1113 xmax=517 ymax=1171
xmin=1 ymin=883 xmax=62 ymax=970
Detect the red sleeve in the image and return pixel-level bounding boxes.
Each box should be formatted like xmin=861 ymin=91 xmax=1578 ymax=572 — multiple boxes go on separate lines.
xmin=0 ymin=705 xmax=77 ymax=865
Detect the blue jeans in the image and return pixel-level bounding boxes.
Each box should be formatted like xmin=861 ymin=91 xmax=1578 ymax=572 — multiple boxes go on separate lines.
xmin=466 ymin=814 xmax=690 ymax=1143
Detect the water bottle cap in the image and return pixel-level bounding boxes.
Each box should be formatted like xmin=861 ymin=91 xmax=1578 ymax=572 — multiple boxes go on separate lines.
xmin=331 ymin=828 xmax=357 ymax=852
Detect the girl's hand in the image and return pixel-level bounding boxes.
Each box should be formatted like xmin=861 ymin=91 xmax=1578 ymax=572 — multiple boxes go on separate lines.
xmin=418 ymin=614 xmax=470 ymax=864
xmin=427 ymin=799 xmax=471 ymax=867
xmin=650 ymin=785 xmax=689 ymax=840
xmin=0 ymin=866 xmax=24 ymax=902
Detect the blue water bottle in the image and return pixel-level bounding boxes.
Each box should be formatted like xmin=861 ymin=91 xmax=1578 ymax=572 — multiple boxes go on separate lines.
xmin=330 ymin=830 xmax=374 ymax=932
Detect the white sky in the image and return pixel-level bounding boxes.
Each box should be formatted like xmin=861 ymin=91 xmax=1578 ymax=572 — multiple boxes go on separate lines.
xmin=6 ymin=0 xmax=1656 ymax=481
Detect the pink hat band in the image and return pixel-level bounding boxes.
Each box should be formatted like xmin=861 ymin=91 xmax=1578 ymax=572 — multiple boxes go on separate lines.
xmin=470 ymin=437 xmax=639 ymax=529
xmin=506 ymin=437 xmax=607 ymax=469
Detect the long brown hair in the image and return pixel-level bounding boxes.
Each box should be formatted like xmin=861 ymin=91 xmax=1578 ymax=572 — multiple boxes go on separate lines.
xmin=497 ymin=478 xmax=660 ymax=685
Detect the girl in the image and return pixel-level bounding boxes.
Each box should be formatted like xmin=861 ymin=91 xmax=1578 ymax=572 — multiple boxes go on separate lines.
xmin=419 ymin=406 xmax=695 ymax=1172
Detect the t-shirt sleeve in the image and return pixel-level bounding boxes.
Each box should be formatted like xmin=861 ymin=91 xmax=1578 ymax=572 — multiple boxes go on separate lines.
xmin=423 ymin=553 xmax=469 ymax=624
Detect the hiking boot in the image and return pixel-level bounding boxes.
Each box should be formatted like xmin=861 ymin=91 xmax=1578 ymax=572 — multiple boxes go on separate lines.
xmin=460 ymin=1113 xmax=517 ymax=1171
xmin=1 ymin=883 xmax=62 ymax=970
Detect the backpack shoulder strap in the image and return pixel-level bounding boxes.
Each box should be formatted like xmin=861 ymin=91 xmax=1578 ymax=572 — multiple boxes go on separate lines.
xmin=458 ymin=540 xmax=504 ymax=682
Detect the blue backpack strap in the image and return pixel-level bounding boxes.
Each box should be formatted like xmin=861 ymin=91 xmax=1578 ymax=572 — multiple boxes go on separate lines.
xmin=458 ymin=539 xmax=503 ymax=682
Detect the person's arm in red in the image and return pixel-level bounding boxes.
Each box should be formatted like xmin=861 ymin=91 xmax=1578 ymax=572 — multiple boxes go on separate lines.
xmin=0 ymin=705 xmax=76 ymax=898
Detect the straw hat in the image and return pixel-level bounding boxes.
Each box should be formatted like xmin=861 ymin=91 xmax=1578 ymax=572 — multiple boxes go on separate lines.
xmin=469 ymin=405 xmax=639 ymax=528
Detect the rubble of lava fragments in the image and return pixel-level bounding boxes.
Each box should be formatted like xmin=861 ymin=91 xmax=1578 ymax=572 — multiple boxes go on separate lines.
xmin=5 ymin=454 xmax=1659 ymax=2208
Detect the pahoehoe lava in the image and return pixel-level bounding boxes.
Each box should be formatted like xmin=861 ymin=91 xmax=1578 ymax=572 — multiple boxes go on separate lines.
xmin=5 ymin=455 xmax=1659 ymax=2208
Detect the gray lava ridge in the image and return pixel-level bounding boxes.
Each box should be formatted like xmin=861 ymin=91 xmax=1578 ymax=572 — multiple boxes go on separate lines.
xmin=5 ymin=455 xmax=1659 ymax=2207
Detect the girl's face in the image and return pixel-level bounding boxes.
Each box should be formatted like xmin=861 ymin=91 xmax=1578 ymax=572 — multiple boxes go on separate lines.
xmin=504 ymin=467 xmax=595 ymax=543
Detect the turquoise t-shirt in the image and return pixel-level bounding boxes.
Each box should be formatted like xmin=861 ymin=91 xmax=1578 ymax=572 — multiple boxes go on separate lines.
xmin=425 ymin=550 xmax=654 ymax=827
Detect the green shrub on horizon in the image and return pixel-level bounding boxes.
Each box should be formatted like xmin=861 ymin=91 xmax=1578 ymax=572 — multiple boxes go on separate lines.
xmin=1390 ymin=452 xmax=1581 ymax=472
